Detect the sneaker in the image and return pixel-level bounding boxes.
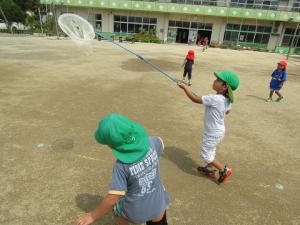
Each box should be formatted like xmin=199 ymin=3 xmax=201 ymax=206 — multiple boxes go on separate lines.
xmin=276 ymin=96 xmax=283 ymax=102
xmin=197 ymin=166 xmax=217 ymax=178
xmin=188 ymin=80 xmax=192 ymax=86
xmin=266 ymin=97 xmax=272 ymax=102
xmin=182 ymin=79 xmax=186 ymax=83
xmin=218 ymin=166 xmax=233 ymax=183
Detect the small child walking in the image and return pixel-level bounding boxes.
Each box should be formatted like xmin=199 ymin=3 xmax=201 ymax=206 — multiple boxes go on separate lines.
xmin=182 ymin=50 xmax=195 ymax=86
xmin=202 ymin=37 xmax=209 ymax=52
xmin=266 ymin=60 xmax=287 ymax=102
xmin=75 ymin=114 xmax=170 ymax=225
xmin=178 ymin=70 xmax=239 ymax=183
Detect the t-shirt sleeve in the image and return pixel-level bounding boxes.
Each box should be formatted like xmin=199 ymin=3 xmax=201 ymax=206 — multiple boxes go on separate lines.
xmin=109 ymin=162 xmax=127 ymax=195
xmin=150 ymin=136 xmax=164 ymax=157
xmin=202 ymin=94 xmax=218 ymax=107
xmin=282 ymin=71 xmax=287 ymax=81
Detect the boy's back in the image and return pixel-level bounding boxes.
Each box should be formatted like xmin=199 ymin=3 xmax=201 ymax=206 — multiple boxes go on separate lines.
xmin=110 ymin=136 xmax=170 ymax=223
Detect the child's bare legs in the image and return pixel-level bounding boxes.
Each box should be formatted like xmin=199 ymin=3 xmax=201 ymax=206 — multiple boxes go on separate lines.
xmin=207 ymin=159 xmax=224 ymax=172
xmin=266 ymin=90 xmax=274 ymax=102
xmin=115 ymin=216 xmax=130 ymax=225
xmin=275 ymin=91 xmax=282 ymax=98
xmin=275 ymin=91 xmax=284 ymax=102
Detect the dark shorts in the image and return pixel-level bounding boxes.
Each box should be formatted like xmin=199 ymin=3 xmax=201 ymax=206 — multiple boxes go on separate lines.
xmin=183 ymin=69 xmax=192 ymax=79
xmin=114 ymin=202 xmax=167 ymax=225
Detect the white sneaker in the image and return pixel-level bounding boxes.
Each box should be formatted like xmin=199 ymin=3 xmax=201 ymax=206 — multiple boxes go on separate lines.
xmin=266 ymin=97 xmax=272 ymax=102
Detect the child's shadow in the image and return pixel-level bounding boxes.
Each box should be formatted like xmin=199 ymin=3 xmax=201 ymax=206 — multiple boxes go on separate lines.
xmin=75 ymin=194 xmax=114 ymax=225
xmin=246 ymin=94 xmax=266 ymax=101
xmin=163 ymin=147 xmax=219 ymax=184
xmin=163 ymin=146 xmax=199 ymax=177
xmin=76 ymin=193 xmax=103 ymax=212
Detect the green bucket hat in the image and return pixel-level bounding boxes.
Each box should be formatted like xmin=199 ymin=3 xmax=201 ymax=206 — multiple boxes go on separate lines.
xmin=94 ymin=114 xmax=150 ymax=164
xmin=214 ymin=70 xmax=239 ymax=103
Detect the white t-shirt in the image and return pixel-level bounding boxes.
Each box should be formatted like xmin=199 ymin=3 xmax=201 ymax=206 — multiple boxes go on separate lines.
xmin=201 ymin=94 xmax=231 ymax=136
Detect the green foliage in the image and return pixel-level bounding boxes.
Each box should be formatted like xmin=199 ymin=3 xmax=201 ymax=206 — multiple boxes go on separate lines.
xmin=0 ymin=0 xmax=25 ymax=22
xmin=26 ymin=14 xmax=40 ymax=32
xmin=43 ymin=16 xmax=55 ymax=33
xmin=13 ymin=0 xmax=39 ymax=11
xmin=125 ymin=29 xmax=161 ymax=43
xmin=0 ymin=0 xmax=39 ymax=23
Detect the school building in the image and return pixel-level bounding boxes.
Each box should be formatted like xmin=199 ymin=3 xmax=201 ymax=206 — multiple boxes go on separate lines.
xmin=41 ymin=0 xmax=300 ymax=53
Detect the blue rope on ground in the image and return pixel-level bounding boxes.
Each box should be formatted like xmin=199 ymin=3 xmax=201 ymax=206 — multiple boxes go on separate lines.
xmin=95 ymin=32 xmax=179 ymax=84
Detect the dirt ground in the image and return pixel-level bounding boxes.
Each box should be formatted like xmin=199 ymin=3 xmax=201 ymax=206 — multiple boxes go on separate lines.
xmin=1 ymin=36 xmax=300 ymax=225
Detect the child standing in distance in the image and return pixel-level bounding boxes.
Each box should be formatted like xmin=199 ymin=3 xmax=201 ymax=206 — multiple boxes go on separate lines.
xmin=266 ymin=60 xmax=287 ymax=102
xmin=178 ymin=71 xmax=239 ymax=183
xmin=75 ymin=114 xmax=170 ymax=225
xmin=182 ymin=50 xmax=195 ymax=86
xmin=202 ymin=37 xmax=209 ymax=52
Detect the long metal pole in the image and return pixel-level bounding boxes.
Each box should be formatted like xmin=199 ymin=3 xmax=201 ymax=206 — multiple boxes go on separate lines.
xmin=287 ymin=22 xmax=299 ymax=60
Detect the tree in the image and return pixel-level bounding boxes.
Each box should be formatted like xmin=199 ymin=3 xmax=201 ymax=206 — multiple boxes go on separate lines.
xmin=14 ymin=0 xmax=39 ymax=11
xmin=0 ymin=0 xmax=40 ymax=22
xmin=0 ymin=0 xmax=25 ymax=22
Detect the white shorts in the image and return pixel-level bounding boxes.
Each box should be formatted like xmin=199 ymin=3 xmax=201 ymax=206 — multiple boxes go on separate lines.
xmin=200 ymin=134 xmax=224 ymax=164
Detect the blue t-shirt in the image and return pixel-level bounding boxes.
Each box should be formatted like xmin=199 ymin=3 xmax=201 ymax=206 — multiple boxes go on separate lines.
xmin=109 ymin=136 xmax=170 ymax=224
xmin=270 ymin=69 xmax=286 ymax=89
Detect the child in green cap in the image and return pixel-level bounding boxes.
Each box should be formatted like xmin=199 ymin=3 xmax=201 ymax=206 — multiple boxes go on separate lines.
xmin=178 ymin=70 xmax=239 ymax=183
xmin=75 ymin=114 xmax=170 ymax=225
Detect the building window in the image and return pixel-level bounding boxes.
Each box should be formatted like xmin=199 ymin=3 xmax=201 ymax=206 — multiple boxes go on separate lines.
xmin=281 ymin=28 xmax=300 ymax=47
xmin=224 ymin=23 xmax=272 ymax=44
xmin=114 ymin=15 xmax=157 ymax=34
xmin=88 ymin=14 xmax=102 ymax=31
xmin=168 ymin=20 xmax=213 ymax=31
xmin=292 ymin=0 xmax=300 ymax=12
xmin=230 ymin=0 xmax=278 ymax=10
xmin=175 ymin=0 xmax=217 ymax=6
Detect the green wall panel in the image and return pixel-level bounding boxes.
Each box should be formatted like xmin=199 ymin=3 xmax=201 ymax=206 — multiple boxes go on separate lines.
xmin=40 ymin=0 xmax=300 ymax=22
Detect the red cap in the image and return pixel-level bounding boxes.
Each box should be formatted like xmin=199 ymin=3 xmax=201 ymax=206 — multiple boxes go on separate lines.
xmin=278 ymin=60 xmax=287 ymax=70
xmin=186 ymin=50 xmax=195 ymax=60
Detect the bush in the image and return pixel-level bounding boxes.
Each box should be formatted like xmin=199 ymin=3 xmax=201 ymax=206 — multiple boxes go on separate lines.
xmin=125 ymin=30 xmax=161 ymax=43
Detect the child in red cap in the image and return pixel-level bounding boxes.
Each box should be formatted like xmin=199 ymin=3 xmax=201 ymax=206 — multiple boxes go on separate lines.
xmin=266 ymin=60 xmax=287 ymax=102
xmin=182 ymin=50 xmax=195 ymax=86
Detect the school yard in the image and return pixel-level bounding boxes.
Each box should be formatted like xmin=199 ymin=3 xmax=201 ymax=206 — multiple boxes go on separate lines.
xmin=0 ymin=36 xmax=300 ymax=225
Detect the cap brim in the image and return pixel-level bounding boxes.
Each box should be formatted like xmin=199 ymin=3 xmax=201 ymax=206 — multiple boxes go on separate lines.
xmin=214 ymin=71 xmax=223 ymax=80
xmin=214 ymin=72 xmax=234 ymax=103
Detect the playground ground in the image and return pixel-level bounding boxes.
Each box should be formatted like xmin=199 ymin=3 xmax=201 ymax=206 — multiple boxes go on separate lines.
xmin=0 ymin=36 xmax=300 ymax=225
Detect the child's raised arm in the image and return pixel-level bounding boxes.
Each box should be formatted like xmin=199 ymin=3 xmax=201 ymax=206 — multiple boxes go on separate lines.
xmin=178 ymin=82 xmax=203 ymax=104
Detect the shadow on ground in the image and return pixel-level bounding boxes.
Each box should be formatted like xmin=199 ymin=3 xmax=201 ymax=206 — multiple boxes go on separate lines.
xmin=163 ymin=146 xmax=199 ymax=177
xmin=121 ymin=58 xmax=181 ymax=72
xmin=163 ymin=146 xmax=220 ymax=185
xmin=76 ymin=193 xmax=103 ymax=212
xmin=75 ymin=194 xmax=109 ymax=225
xmin=246 ymin=94 xmax=267 ymax=101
